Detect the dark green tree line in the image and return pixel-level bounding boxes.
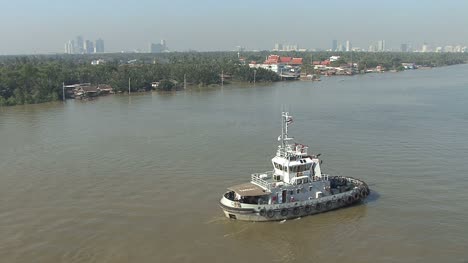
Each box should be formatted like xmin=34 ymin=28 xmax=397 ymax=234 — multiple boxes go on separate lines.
xmin=0 ymin=51 xmax=466 ymax=106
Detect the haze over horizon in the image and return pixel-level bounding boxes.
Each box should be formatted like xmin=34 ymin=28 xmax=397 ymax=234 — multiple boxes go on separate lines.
xmin=1 ymin=0 xmax=468 ymax=55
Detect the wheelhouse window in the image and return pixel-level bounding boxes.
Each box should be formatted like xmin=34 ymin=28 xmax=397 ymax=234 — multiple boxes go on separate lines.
xmin=276 ymin=163 xmax=285 ymax=171
xmin=290 ymin=165 xmax=308 ymax=173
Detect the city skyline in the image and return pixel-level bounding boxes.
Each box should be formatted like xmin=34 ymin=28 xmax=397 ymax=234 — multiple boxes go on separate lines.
xmin=64 ymin=36 xmax=105 ymax=54
xmin=1 ymin=0 xmax=468 ymax=55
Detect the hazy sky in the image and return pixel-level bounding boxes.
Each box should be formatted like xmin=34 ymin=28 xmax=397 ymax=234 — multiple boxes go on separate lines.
xmin=1 ymin=0 xmax=468 ymax=54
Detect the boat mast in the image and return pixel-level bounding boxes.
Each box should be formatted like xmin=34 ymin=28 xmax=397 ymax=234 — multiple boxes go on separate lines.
xmin=281 ymin=112 xmax=285 ymax=149
xmin=280 ymin=112 xmax=293 ymax=155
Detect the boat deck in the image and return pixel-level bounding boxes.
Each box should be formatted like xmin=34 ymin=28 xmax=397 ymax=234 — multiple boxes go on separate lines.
xmin=250 ymin=171 xmax=329 ymax=191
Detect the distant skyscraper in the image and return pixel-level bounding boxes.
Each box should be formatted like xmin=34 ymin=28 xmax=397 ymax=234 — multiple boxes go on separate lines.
xmin=400 ymin=43 xmax=408 ymax=52
xmin=332 ymin=40 xmax=338 ymax=51
xmin=274 ymin=43 xmax=283 ymax=51
xmin=64 ymin=40 xmax=75 ymax=54
xmin=84 ymin=40 xmax=94 ymax=54
xmin=76 ymin=35 xmax=84 ymax=54
xmin=150 ymin=43 xmax=163 ymax=53
xmin=337 ymin=43 xmax=342 ymax=52
xmin=345 ymin=40 xmax=352 ymax=52
xmin=149 ymin=39 xmax=169 ymax=53
xmin=377 ymin=40 xmax=385 ymax=52
xmin=95 ymin=39 xmax=104 ymax=53
xmin=422 ymin=43 xmax=429 ymax=52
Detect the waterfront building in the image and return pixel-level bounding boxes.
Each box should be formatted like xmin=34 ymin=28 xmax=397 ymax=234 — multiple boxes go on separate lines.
xmin=248 ymin=55 xmax=303 ymax=79
xmin=329 ymin=56 xmax=340 ymax=62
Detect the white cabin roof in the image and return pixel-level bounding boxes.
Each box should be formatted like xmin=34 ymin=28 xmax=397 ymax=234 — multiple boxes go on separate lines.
xmin=272 ymin=156 xmax=314 ymax=166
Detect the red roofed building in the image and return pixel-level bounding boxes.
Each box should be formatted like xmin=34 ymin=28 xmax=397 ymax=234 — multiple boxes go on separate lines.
xmin=279 ymin=57 xmax=292 ymax=63
xmin=249 ymin=54 xmax=302 ymax=79
xmin=263 ymin=55 xmax=302 ymax=65
xmin=290 ymin=58 xmax=303 ymax=65
xmin=264 ymin=55 xmax=280 ymax=64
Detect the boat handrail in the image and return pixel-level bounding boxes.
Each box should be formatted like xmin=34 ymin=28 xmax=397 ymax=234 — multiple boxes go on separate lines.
xmin=251 ymin=171 xmax=274 ymax=190
xmin=321 ymin=174 xmax=330 ymax=181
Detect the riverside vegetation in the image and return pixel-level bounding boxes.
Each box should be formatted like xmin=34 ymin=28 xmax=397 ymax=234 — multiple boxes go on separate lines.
xmin=1 ymin=51 xmax=467 ymax=106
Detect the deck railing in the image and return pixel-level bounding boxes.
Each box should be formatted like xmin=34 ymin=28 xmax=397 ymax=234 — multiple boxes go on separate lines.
xmin=251 ymin=171 xmax=274 ymax=190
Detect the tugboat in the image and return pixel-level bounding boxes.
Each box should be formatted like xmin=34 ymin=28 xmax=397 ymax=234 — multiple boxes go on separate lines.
xmin=219 ymin=112 xmax=370 ymax=221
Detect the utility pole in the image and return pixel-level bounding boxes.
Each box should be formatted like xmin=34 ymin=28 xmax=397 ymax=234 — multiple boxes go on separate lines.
xmin=184 ymin=74 xmax=186 ymax=89
xmin=128 ymin=78 xmax=131 ymax=94
xmin=62 ymin=82 xmax=65 ymax=102
xmin=221 ymin=70 xmax=224 ymax=87
xmin=253 ymin=70 xmax=256 ymax=85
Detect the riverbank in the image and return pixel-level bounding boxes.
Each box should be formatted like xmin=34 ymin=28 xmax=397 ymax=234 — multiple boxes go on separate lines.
xmin=1 ymin=51 xmax=467 ymax=106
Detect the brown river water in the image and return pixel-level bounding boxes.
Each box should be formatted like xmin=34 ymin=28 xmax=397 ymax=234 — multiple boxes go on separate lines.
xmin=1 ymin=65 xmax=468 ymax=262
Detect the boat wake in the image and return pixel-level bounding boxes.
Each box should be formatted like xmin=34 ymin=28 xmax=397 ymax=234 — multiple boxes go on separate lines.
xmin=223 ymin=225 xmax=250 ymax=237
